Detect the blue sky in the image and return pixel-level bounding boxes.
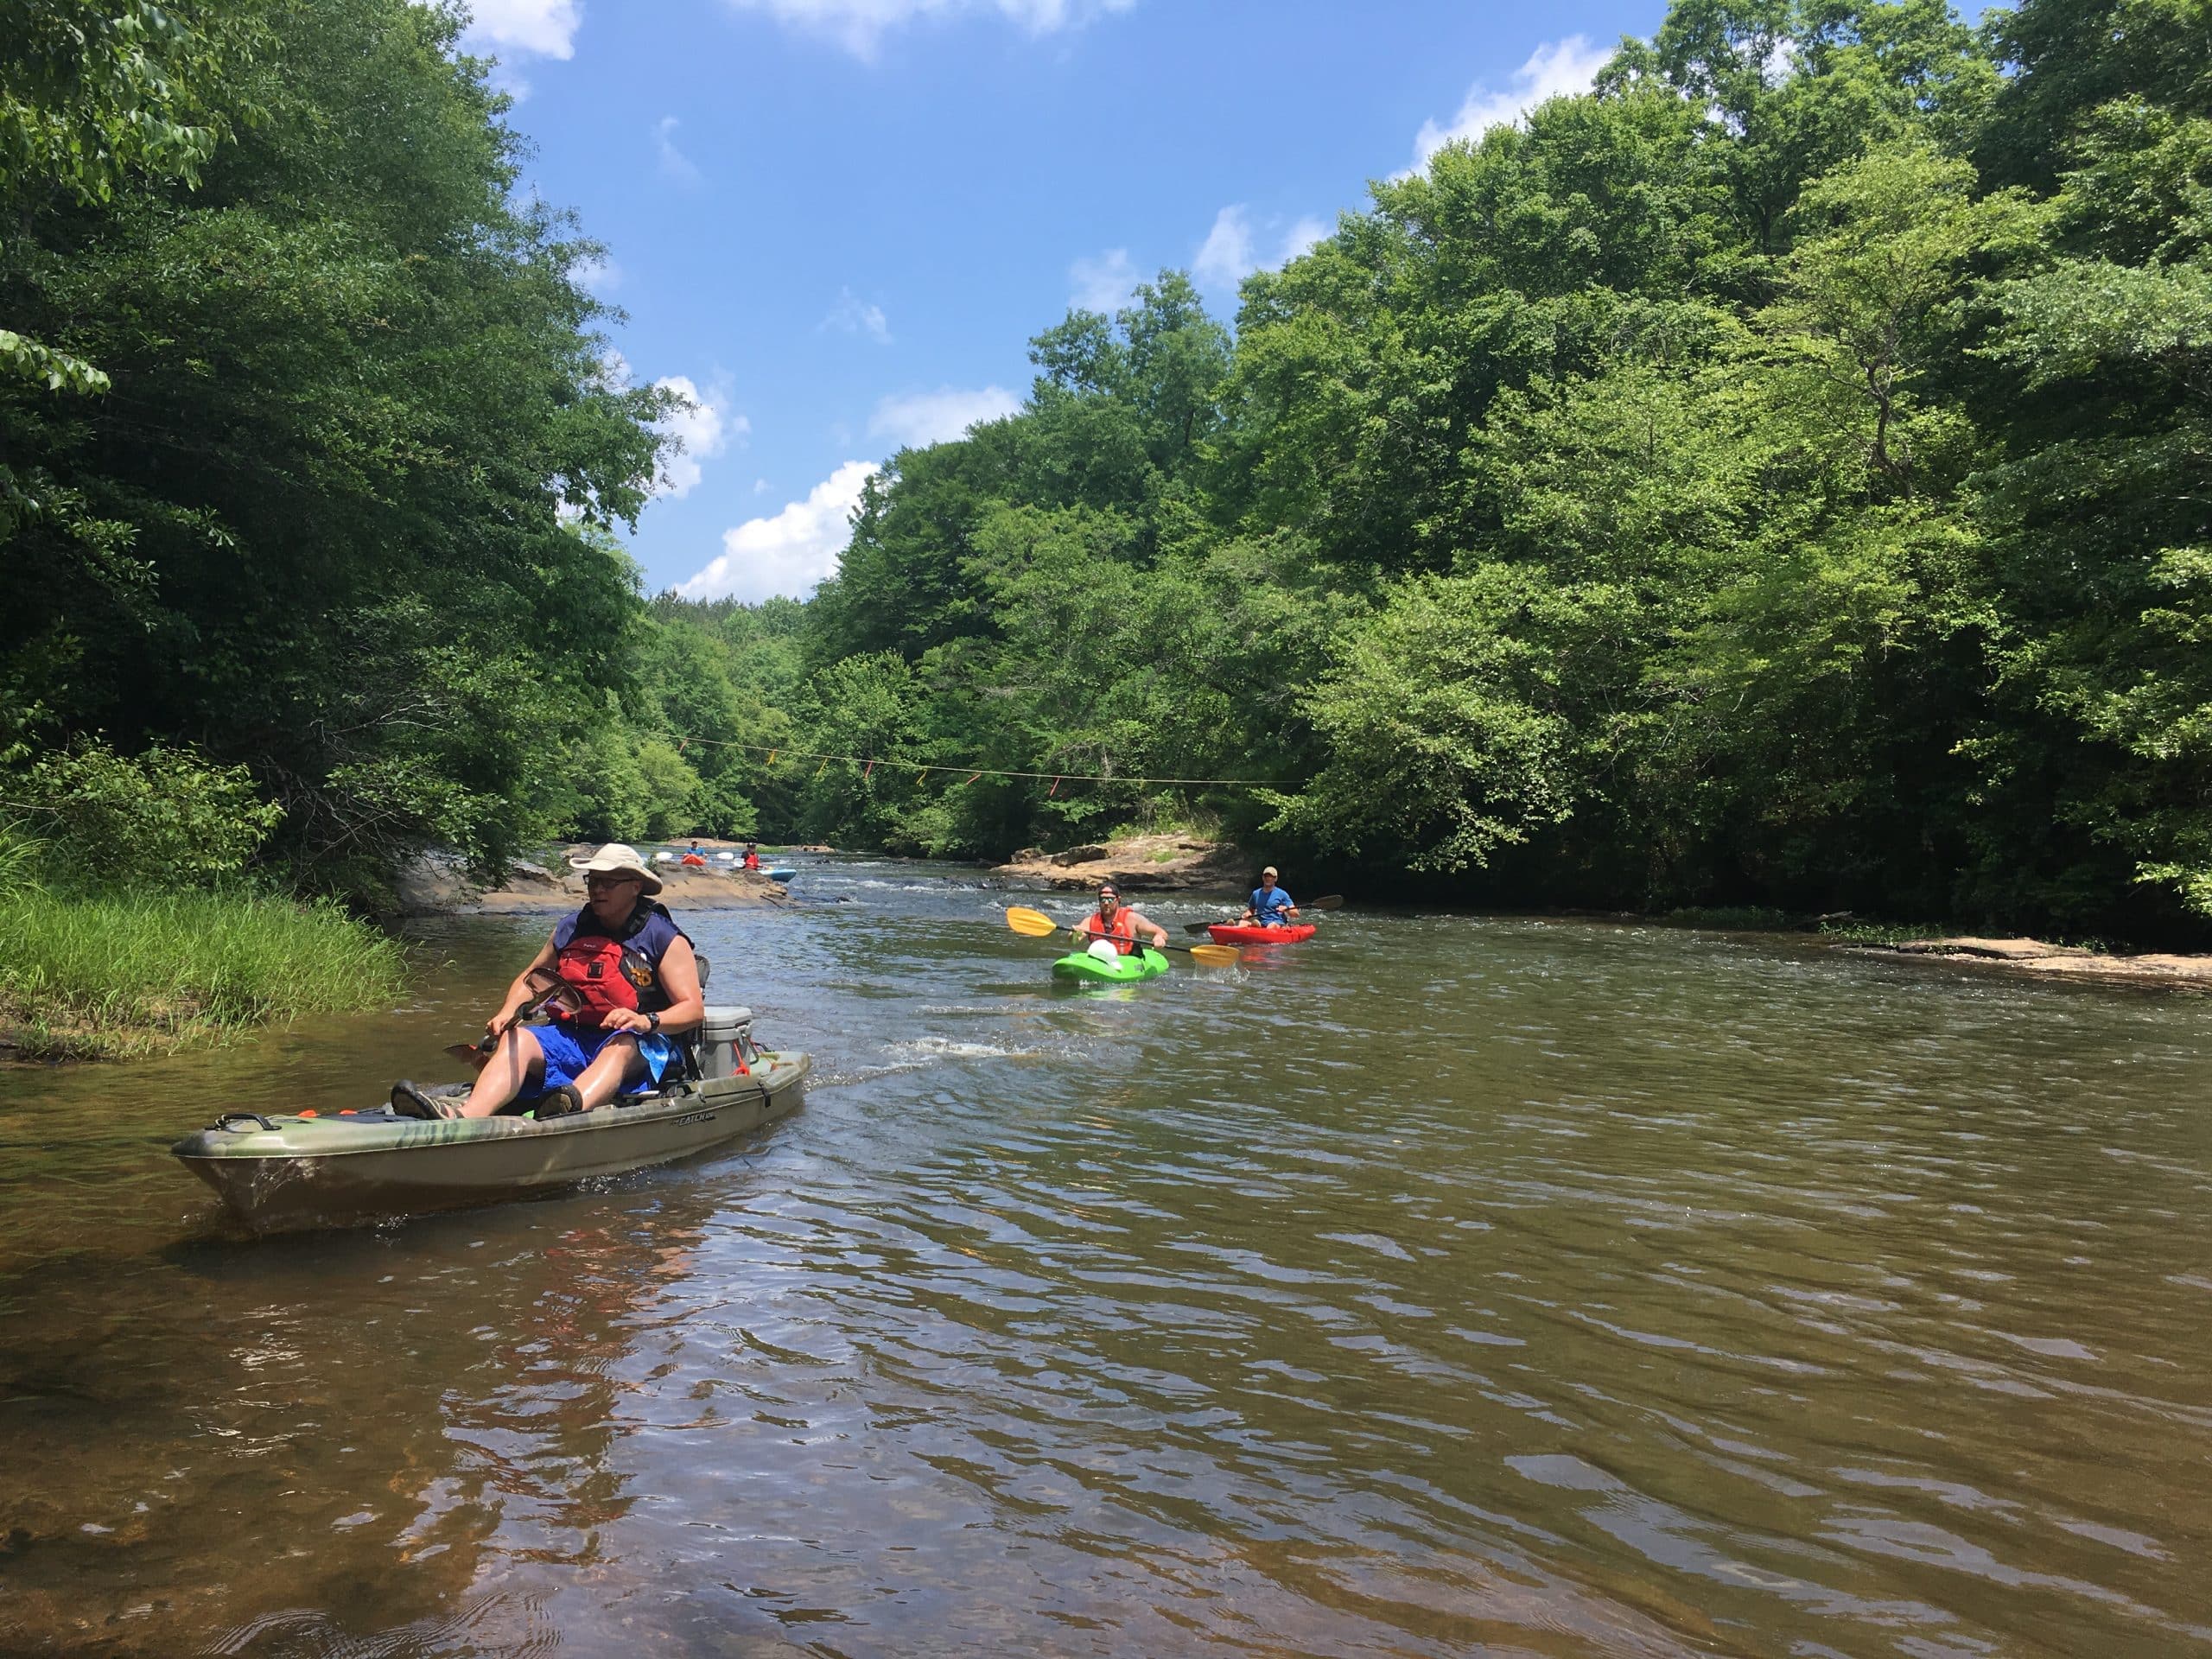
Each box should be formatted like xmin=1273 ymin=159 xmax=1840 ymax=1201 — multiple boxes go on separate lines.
xmin=459 ymin=0 xmax=1669 ymax=601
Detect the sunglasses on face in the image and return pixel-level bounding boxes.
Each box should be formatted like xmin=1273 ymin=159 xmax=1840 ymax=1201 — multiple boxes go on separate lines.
xmin=585 ymin=874 xmax=640 ymax=890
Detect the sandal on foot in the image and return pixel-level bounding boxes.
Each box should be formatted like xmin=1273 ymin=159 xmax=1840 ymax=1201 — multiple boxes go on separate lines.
xmin=535 ymin=1084 xmax=587 ymax=1120
xmin=391 ymin=1079 xmax=463 ymax=1121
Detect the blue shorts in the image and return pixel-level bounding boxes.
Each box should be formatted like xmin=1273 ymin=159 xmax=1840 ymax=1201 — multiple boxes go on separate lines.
xmin=526 ymin=1023 xmax=679 ymax=1096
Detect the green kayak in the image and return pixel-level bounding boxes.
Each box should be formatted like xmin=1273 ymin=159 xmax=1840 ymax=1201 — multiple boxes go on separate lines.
xmin=1051 ymin=945 xmax=1170 ymax=984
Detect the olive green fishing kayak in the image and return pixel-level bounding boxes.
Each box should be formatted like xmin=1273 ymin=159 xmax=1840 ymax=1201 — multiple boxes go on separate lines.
xmin=174 ymin=1029 xmax=807 ymax=1232
xmin=1051 ymin=946 xmax=1170 ymax=984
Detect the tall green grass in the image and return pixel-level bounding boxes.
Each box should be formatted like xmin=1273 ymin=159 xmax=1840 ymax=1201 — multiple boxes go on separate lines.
xmin=0 ymin=887 xmax=408 ymax=1059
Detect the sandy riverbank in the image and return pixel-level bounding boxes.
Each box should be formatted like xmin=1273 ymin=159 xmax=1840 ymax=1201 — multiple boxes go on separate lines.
xmin=991 ymin=835 xmax=1256 ymax=893
xmin=1848 ymin=934 xmax=2212 ymax=986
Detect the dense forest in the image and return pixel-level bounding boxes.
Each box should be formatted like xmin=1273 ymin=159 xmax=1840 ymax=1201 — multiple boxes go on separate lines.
xmin=4 ymin=0 xmax=2209 ymax=941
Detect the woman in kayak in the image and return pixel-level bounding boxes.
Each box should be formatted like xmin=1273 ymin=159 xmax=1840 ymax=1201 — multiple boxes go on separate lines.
xmin=742 ymin=842 xmax=760 ymax=871
xmin=1238 ymin=866 xmax=1301 ymax=929
xmin=392 ymin=842 xmax=705 ymax=1121
xmin=1079 ymin=882 xmax=1169 ymax=955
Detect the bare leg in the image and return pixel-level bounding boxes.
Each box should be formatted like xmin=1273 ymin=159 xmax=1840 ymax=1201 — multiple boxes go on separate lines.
xmin=570 ymin=1033 xmax=647 ymax=1109
xmin=461 ymin=1025 xmax=546 ymax=1118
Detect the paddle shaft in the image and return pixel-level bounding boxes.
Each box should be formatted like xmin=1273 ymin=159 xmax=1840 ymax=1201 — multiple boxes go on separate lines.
xmin=445 ymin=973 xmax=582 ymax=1065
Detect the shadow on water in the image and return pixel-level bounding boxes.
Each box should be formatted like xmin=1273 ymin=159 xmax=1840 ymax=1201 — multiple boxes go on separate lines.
xmin=3 ymin=861 xmax=2210 ymax=1656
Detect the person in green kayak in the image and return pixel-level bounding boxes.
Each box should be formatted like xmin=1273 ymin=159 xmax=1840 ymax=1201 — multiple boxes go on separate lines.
xmin=1078 ymin=881 xmax=1168 ymax=956
xmin=391 ymin=842 xmax=705 ymax=1121
xmin=1238 ymin=866 xmax=1300 ymax=930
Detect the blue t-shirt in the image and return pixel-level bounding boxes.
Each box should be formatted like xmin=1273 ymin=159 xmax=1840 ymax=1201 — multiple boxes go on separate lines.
xmin=1250 ymin=885 xmax=1296 ymax=925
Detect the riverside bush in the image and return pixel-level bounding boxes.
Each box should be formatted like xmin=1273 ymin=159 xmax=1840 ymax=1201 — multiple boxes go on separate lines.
xmin=0 ymin=887 xmax=407 ymax=1059
xmin=15 ymin=741 xmax=282 ymax=889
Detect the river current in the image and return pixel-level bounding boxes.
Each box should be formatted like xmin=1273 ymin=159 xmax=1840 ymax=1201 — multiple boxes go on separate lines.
xmin=1 ymin=857 xmax=2207 ymax=1656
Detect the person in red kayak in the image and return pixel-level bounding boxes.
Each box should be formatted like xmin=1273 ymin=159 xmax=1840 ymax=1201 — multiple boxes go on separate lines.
xmin=680 ymin=840 xmax=707 ymax=868
xmin=391 ymin=843 xmax=704 ymax=1121
xmin=1238 ymin=866 xmax=1301 ymax=929
xmin=1079 ymin=881 xmax=1169 ymax=955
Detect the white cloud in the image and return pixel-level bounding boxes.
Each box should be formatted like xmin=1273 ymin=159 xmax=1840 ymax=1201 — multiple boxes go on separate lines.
xmin=1069 ymin=247 xmax=1136 ymax=313
xmin=823 ymin=288 xmax=893 ymax=343
xmin=573 ymin=254 xmax=622 ymax=296
xmin=656 ymin=116 xmax=702 ymax=184
xmin=459 ymin=0 xmax=582 ymax=58
xmin=1409 ymin=35 xmax=1611 ymax=173
xmin=652 ymin=375 xmax=746 ymax=499
xmin=1193 ymin=206 xmax=1255 ymax=291
xmin=868 ymin=385 xmax=1020 ymax=449
xmin=679 ymin=460 xmax=877 ymax=601
xmin=721 ymin=0 xmax=1133 ymax=58
xmin=1280 ymin=215 xmax=1329 ymax=263
xmin=590 ymin=346 xmax=632 ymax=392
xmin=1192 ymin=207 xmax=1331 ymax=294
xmin=753 ymin=477 xmax=772 ymax=494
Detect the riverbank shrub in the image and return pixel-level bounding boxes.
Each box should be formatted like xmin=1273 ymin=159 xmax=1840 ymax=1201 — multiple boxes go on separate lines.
xmin=12 ymin=741 xmax=283 ymax=888
xmin=0 ymin=887 xmax=407 ymax=1060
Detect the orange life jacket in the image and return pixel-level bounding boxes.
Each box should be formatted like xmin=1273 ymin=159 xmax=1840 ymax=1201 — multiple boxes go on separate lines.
xmin=549 ymin=901 xmax=683 ymax=1027
xmin=1080 ymin=908 xmax=1138 ymax=954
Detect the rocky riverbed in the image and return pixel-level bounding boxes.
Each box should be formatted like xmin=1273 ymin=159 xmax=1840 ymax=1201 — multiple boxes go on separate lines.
xmin=1854 ymin=933 xmax=2212 ymax=984
xmin=990 ymin=834 xmax=1257 ymax=892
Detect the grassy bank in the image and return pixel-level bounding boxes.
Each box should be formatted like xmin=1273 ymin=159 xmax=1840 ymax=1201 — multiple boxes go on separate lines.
xmin=0 ymin=888 xmax=408 ymax=1060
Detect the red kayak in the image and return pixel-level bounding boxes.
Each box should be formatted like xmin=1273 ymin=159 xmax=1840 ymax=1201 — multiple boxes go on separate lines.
xmin=1206 ymin=922 xmax=1318 ymax=945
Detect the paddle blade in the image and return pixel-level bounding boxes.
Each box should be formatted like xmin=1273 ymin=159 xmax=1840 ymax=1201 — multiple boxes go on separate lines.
xmin=1004 ymin=906 xmax=1064 ymax=938
xmin=1189 ymin=944 xmax=1241 ymax=967
xmin=1307 ymin=894 xmax=1343 ymax=911
xmin=443 ymin=1041 xmax=491 ymax=1066
xmin=1183 ymin=920 xmax=1223 ymax=935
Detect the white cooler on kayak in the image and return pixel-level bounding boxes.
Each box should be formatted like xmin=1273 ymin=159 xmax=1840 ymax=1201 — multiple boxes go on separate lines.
xmin=699 ymin=1006 xmax=760 ymax=1080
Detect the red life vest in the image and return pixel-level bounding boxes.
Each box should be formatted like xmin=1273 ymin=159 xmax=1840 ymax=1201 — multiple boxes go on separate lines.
xmin=1080 ymin=909 xmax=1138 ymax=955
xmin=549 ymin=900 xmax=684 ymax=1028
xmin=551 ymin=932 xmax=658 ymax=1026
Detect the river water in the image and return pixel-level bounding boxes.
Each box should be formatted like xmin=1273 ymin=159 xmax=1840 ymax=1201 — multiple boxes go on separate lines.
xmin=1 ymin=858 xmax=2208 ymax=1657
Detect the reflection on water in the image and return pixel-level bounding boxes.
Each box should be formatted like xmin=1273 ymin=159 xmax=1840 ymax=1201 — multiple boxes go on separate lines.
xmin=3 ymin=861 xmax=2210 ymax=1656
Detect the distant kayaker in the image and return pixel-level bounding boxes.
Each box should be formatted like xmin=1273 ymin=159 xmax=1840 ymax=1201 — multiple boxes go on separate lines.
xmin=742 ymin=842 xmax=760 ymax=872
xmin=391 ymin=843 xmax=705 ymax=1122
xmin=1239 ymin=867 xmax=1300 ymax=929
xmin=681 ymin=840 xmax=707 ymax=868
xmin=1079 ymin=882 xmax=1168 ymax=954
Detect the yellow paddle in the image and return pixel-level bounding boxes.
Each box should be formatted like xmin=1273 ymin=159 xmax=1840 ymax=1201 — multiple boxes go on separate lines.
xmin=1004 ymin=906 xmax=1242 ymax=967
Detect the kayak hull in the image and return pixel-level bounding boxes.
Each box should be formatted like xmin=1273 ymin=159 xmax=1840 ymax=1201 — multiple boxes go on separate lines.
xmin=1051 ymin=947 xmax=1170 ymax=984
xmin=764 ymin=867 xmax=797 ymax=882
xmin=1206 ymin=923 xmax=1318 ymax=945
xmin=172 ymin=1052 xmax=808 ymax=1233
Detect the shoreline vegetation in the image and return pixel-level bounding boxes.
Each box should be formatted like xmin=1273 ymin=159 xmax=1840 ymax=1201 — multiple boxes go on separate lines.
xmin=0 ymin=887 xmax=407 ymax=1062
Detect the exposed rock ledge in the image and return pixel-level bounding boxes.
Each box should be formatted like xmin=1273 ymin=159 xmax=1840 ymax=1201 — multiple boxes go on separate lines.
xmin=397 ymin=849 xmax=797 ymax=915
xmin=1857 ymin=935 xmax=2212 ymax=984
xmin=992 ymin=835 xmax=1255 ymax=893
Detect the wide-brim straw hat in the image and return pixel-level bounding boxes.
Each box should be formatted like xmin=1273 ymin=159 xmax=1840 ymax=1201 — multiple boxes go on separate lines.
xmin=568 ymin=842 xmax=663 ymax=895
